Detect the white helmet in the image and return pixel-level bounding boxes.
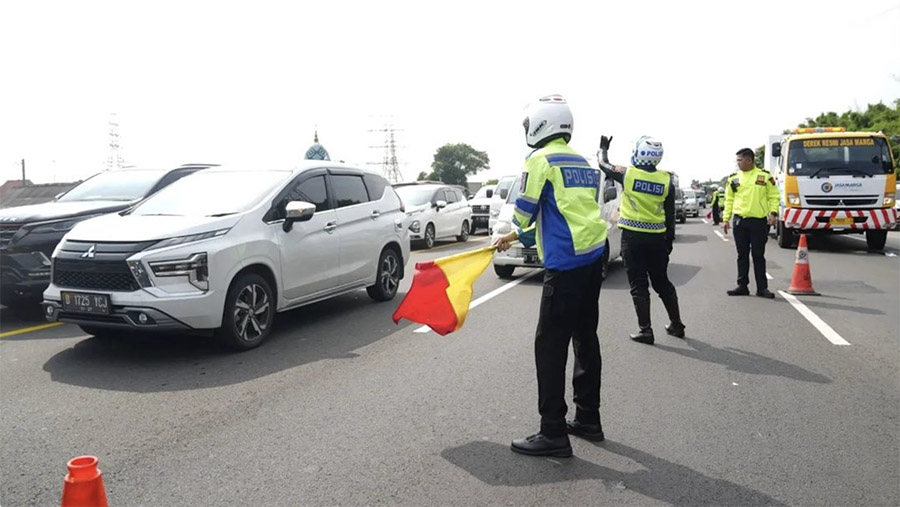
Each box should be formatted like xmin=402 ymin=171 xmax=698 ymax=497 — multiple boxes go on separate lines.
xmin=631 ymin=136 xmax=664 ymax=168
xmin=522 ymin=94 xmax=573 ymax=148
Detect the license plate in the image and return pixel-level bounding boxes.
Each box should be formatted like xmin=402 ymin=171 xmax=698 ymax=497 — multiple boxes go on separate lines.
xmin=524 ymin=254 xmax=539 ymax=265
xmin=61 ymin=291 xmax=110 ymax=315
xmin=830 ymin=217 xmax=853 ymax=226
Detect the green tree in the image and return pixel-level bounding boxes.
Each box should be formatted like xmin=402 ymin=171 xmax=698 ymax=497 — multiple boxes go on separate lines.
xmin=754 ymin=146 xmax=765 ymax=168
xmin=429 ymin=143 xmax=490 ymax=186
xmin=485 ymin=178 xmax=499 ymax=185
xmin=416 ymin=171 xmax=429 ymax=181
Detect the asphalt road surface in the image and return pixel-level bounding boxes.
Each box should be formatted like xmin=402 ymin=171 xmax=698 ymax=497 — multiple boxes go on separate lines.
xmin=2 ymin=222 xmax=898 ymax=506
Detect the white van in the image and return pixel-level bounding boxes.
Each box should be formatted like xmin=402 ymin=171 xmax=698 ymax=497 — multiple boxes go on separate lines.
xmin=491 ymin=169 xmax=622 ymax=279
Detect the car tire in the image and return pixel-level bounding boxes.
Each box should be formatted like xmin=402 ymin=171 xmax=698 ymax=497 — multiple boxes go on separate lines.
xmin=457 ymin=221 xmax=469 ymax=242
xmin=424 ymin=224 xmax=435 ymax=249
xmin=470 ymin=221 xmax=478 ymax=235
xmin=679 ymin=215 xmax=686 ymax=224
xmin=367 ymin=247 xmax=401 ymax=302
xmin=865 ymin=230 xmax=888 ymax=251
xmin=216 ymin=273 xmax=275 ymax=351
xmin=494 ymin=264 xmax=515 ymax=279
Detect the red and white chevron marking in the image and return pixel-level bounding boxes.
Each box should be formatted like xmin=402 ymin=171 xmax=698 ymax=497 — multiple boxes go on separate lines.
xmin=781 ymin=208 xmax=898 ymax=230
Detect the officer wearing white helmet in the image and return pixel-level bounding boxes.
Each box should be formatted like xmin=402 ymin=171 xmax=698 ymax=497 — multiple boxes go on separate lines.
xmin=494 ymin=94 xmax=608 ymax=457
xmin=597 ymin=135 xmax=685 ymax=345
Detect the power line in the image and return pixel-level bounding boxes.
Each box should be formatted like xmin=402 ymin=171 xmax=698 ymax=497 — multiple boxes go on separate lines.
xmin=368 ymin=122 xmax=405 ymax=184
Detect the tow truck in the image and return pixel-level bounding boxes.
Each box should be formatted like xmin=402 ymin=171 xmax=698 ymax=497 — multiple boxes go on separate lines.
xmin=766 ymin=127 xmax=897 ymax=250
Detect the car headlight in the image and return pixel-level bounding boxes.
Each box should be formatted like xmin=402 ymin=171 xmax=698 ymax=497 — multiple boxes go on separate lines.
xmin=149 ymin=253 xmax=209 ymax=290
xmin=18 ymin=215 xmax=103 ymax=238
xmin=884 ymin=193 xmax=895 ymax=206
xmin=409 ymin=220 xmax=421 ymax=233
xmin=787 ymin=193 xmax=800 ymax=206
xmin=146 ymin=229 xmax=229 ymax=251
xmin=490 ymin=209 xmax=500 ymax=217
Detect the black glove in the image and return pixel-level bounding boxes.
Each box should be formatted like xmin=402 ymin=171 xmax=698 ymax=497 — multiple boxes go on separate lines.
xmin=600 ymin=135 xmax=613 ymax=151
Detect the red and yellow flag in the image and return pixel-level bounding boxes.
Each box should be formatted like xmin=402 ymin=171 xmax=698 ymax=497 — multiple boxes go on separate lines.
xmin=392 ymin=247 xmax=494 ymax=335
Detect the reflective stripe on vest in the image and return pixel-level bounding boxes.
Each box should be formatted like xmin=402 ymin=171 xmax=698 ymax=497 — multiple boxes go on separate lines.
xmin=619 ymin=166 xmax=670 ymax=234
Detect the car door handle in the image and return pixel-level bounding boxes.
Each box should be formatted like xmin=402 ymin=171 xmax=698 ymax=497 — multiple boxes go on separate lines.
xmin=370 ymin=210 xmax=381 ymax=220
xmin=323 ymin=221 xmax=337 ymax=234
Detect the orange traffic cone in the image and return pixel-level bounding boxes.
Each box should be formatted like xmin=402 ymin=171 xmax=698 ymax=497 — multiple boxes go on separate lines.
xmin=787 ymin=234 xmax=819 ymax=295
xmin=61 ymin=456 xmax=108 ymax=507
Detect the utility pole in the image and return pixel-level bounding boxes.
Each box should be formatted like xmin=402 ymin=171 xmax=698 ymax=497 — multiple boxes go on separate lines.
xmin=368 ymin=123 xmax=405 ymax=184
xmin=106 ymin=113 xmax=126 ymax=171
xmin=21 ymin=159 xmax=27 ymax=185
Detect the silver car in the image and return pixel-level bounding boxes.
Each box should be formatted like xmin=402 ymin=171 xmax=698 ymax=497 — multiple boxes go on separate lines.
xmin=681 ymin=188 xmax=700 ymax=217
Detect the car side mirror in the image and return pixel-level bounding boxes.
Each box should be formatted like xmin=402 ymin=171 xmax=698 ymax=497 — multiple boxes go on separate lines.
xmin=485 ymin=189 xmax=493 ymax=198
xmin=771 ymin=142 xmax=782 ymax=158
xmin=603 ymin=185 xmax=617 ymax=203
xmin=499 ymin=189 xmax=508 ymax=199
xmin=283 ymin=201 xmax=316 ymax=232
xmin=435 ymin=200 xmax=447 ymax=210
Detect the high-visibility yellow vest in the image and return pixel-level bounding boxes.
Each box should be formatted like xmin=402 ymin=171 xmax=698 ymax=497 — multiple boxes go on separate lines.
xmin=618 ymin=166 xmax=670 ymax=233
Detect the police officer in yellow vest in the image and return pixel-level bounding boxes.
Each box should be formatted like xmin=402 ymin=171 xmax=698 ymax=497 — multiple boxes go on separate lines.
xmin=722 ymin=148 xmax=780 ymax=298
xmin=597 ymin=135 xmax=685 ymax=345
xmin=711 ymin=185 xmax=726 ymax=225
xmin=494 ymin=94 xmax=607 ymax=457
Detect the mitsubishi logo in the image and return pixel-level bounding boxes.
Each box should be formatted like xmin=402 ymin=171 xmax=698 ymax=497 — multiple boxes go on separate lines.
xmin=81 ymin=245 xmax=96 ymax=259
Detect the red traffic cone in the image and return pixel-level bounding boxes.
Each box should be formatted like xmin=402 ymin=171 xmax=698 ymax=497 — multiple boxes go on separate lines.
xmin=61 ymin=456 xmax=108 ymax=507
xmin=706 ymin=211 xmax=712 ymax=220
xmin=787 ymin=234 xmax=819 ymax=295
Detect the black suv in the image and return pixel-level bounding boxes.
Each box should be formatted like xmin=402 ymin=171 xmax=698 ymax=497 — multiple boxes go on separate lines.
xmin=0 ymin=164 xmax=214 ymax=309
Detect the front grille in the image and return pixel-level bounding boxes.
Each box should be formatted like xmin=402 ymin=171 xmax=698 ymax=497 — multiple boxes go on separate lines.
xmin=806 ymin=195 xmax=879 ymax=207
xmin=0 ymin=223 xmax=21 ymax=248
xmin=53 ymin=259 xmax=138 ymax=292
xmin=472 ymin=205 xmax=490 ymax=214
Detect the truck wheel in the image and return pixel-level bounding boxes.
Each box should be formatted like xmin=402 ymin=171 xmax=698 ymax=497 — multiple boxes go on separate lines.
xmin=217 ymin=273 xmax=274 ymax=351
xmin=777 ymin=221 xmax=794 ymax=249
xmin=865 ymin=230 xmax=888 ymax=251
xmin=367 ymin=247 xmax=401 ymax=302
xmin=494 ymin=265 xmax=515 ymax=279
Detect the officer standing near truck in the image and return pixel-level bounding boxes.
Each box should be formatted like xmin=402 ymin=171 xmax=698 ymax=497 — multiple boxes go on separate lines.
xmin=493 ymin=94 xmax=608 ymax=457
xmin=596 ymin=135 xmax=685 ymax=345
xmin=711 ymin=185 xmax=725 ymax=225
xmin=722 ymin=148 xmax=780 ymax=298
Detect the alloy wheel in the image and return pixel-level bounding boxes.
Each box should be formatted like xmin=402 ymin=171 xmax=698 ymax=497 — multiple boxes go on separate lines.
xmin=233 ymin=283 xmax=271 ymax=342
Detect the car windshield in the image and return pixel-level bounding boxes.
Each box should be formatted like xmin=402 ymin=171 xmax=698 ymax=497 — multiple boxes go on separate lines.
xmin=787 ymin=137 xmax=894 ymax=177
xmin=473 ymin=186 xmax=494 ymax=199
xmin=57 ymin=170 xmax=167 ymax=202
xmin=132 ymin=170 xmax=289 ymax=217
xmin=395 ymin=186 xmax=437 ymax=207
xmin=683 ymin=190 xmax=696 ymax=199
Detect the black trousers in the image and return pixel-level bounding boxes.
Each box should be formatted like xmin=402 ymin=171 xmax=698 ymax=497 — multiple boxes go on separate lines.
xmin=621 ymin=229 xmax=677 ymax=304
xmin=732 ymin=216 xmax=769 ymax=291
xmin=712 ymin=204 xmax=721 ymax=224
xmin=534 ymin=255 xmax=603 ymax=437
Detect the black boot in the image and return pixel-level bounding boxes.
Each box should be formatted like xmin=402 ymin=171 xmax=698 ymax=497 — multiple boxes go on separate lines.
xmin=566 ymin=419 xmax=605 ymax=442
xmin=510 ymin=433 xmax=573 ymax=457
xmin=629 ymin=298 xmax=654 ymax=345
xmin=661 ymin=292 xmax=686 ymax=338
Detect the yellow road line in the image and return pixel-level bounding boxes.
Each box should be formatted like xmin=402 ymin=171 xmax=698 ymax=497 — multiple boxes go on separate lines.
xmin=0 ymin=322 xmax=63 ymax=339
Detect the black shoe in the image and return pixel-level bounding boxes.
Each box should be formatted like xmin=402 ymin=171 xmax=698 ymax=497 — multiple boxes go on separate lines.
xmin=510 ymin=433 xmax=573 ymax=457
xmin=566 ymin=420 xmax=605 ymax=442
xmin=756 ymin=289 xmax=775 ymax=299
xmin=629 ymin=328 xmax=654 ymax=345
xmin=665 ymin=322 xmax=686 ymax=338
xmin=727 ymin=286 xmax=750 ymax=296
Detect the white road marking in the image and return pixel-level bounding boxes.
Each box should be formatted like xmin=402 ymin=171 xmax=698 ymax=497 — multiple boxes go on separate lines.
xmin=714 ymin=230 xmax=729 ymax=242
xmin=701 ymin=219 xmax=709 ymax=224
xmin=778 ymin=291 xmax=851 ymax=346
xmin=414 ymin=268 xmax=544 ymax=333
xmin=765 ymin=272 xmax=774 ymax=280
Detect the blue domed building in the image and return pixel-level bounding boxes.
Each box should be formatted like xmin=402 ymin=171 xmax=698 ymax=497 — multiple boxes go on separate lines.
xmin=304 ymin=131 xmax=331 ymax=161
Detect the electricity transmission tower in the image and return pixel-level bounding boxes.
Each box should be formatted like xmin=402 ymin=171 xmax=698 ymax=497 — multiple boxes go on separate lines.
xmin=368 ymin=124 xmax=404 ymax=184
xmin=106 ymin=113 xmax=126 ymax=171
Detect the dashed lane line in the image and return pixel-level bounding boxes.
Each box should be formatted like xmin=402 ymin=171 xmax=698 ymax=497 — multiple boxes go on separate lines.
xmin=766 ymin=272 xmax=774 ymax=280
xmin=701 ymin=218 xmax=709 ymax=224
xmin=778 ymin=291 xmax=851 ymax=346
xmin=0 ymin=322 xmax=63 ymax=339
xmin=414 ymin=268 xmax=544 ymax=334
xmin=714 ymin=230 xmax=729 ymax=242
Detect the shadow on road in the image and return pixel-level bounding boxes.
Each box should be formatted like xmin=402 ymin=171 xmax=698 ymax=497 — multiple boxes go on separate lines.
xmin=674 ymin=234 xmax=708 ymax=244
xmin=441 ymin=440 xmax=784 ymax=506
xmin=42 ymin=291 xmax=417 ymax=393
xmin=800 ymin=298 xmax=885 ymax=316
xmin=602 ymin=263 xmax=701 ymax=291
xmin=654 ymin=338 xmax=831 ymax=384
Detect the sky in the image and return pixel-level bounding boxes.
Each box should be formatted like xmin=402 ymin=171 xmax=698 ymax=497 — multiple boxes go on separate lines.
xmin=2 ymin=0 xmax=899 ymax=187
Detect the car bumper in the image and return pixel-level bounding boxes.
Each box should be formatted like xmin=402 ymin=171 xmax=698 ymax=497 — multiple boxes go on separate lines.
xmin=493 ymin=245 xmax=543 ymax=268
xmin=782 ymin=208 xmax=898 ymax=231
xmin=0 ymin=251 xmax=53 ymax=300
xmin=43 ymin=284 xmax=226 ymax=330
xmin=471 ymin=215 xmax=489 ymax=227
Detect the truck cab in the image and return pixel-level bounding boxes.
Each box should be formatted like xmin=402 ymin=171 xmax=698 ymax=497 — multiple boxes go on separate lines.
xmin=767 ymin=127 xmax=897 ymax=250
